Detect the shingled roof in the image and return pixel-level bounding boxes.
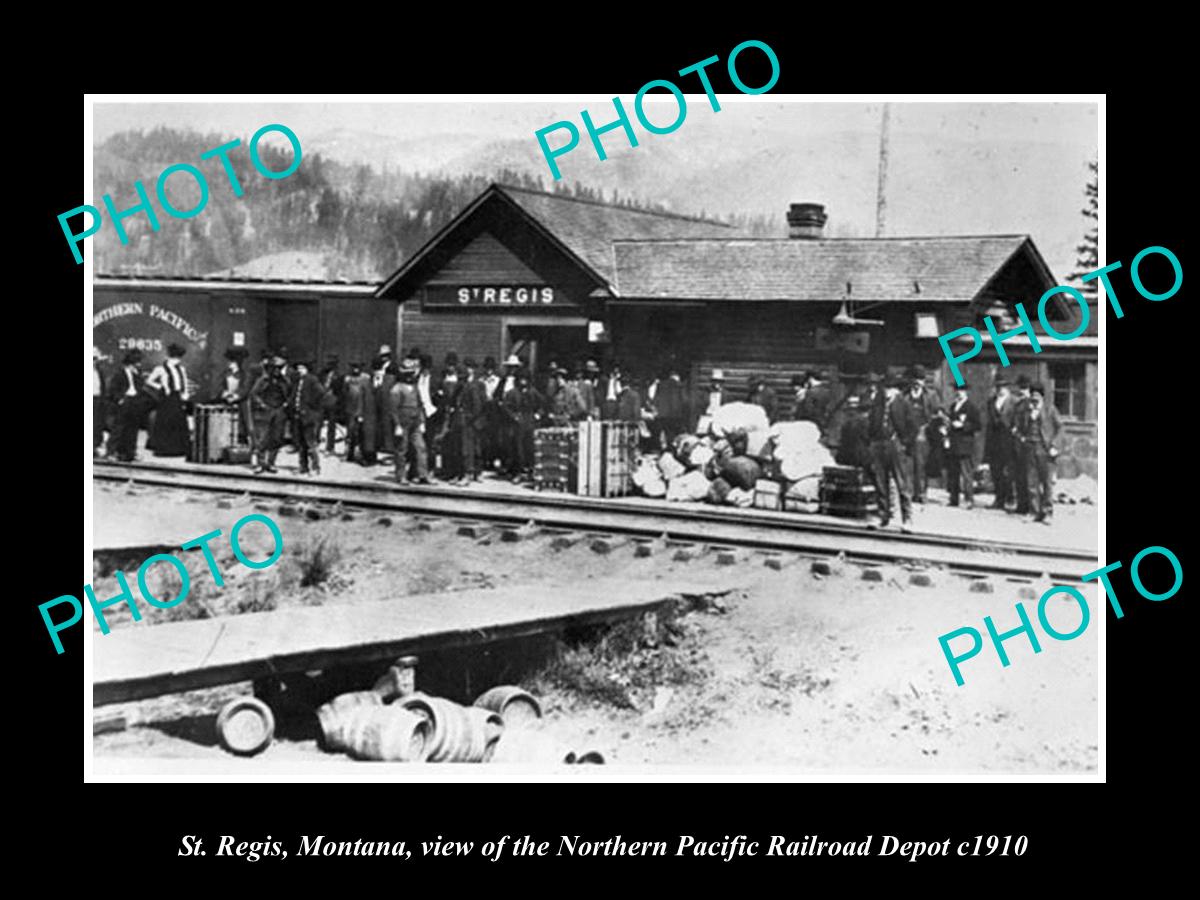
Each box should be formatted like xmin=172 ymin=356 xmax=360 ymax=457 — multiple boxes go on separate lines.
xmin=498 ymin=185 xmax=736 ymax=285
xmin=611 ymin=235 xmax=1038 ymax=302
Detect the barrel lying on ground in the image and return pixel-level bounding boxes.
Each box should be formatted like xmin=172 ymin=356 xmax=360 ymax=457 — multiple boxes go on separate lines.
xmin=474 ymin=685 xmax=543 ymax=727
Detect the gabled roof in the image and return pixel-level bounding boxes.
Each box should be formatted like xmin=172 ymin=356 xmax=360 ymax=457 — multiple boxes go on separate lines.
xmin=499 ymin=185 xmax=735 ymax=285
xmin=377 ymin=183 xmax=736 ymax=298
xmin=612 ymin=235 xmax=1041 ymax=303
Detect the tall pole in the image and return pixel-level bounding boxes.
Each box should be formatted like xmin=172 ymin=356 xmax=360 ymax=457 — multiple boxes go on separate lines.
xmin=875 ymin=103 xmax=891 ymax=238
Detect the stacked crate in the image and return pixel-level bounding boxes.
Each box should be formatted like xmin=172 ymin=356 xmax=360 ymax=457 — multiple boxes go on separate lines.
xmin=578 ymin=421 xmax=639 ymax=498
xmin=818 ymin=465 xmax=877 ymax=518
xmin=532 ymin=427 xmax=578 ymax=492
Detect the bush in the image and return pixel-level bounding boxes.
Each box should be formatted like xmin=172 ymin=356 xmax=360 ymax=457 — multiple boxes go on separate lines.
xmin=297 ymin=535 xmax=343 ymax=588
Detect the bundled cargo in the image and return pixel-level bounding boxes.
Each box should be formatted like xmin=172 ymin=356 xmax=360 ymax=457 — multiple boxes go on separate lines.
xmin=666 ymin=469 xmax=712 ymax=502
xmin=707 ymin=476 xmax=733 ymax=505
xmin=769 ymin=420 xmax=836 ymax=483
xmin=719 ymin=455 xmax=763 ymax=490
xmin=632 ymin=455 xmax=667 ymax=497
xmin=710 ymin=402 xmax=770 ymax=440
xmin=726 ymin=487 xmax=755 ymax=508
xmin=658 ymin=450 xmax=686 ymax=481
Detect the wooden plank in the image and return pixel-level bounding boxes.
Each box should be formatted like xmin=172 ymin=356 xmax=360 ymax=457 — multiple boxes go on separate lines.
xmin=94 ymin=579 xmax=724 ymax=707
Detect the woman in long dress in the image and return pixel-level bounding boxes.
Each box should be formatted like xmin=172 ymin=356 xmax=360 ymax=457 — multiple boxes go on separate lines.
xmin=146 ymin=343 xmax=192 ymax=457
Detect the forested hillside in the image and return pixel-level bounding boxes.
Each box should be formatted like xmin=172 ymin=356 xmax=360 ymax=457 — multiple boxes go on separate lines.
xmin=93 ymin=127 xmax=778 ymax=280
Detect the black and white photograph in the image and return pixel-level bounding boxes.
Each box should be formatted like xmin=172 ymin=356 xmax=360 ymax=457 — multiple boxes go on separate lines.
xmin=84 ymin=96 xmax=1101 ymax=777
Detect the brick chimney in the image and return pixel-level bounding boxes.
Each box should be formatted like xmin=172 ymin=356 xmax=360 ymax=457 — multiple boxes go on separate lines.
xmin=787 ymin=203 xmax=827 ymax=239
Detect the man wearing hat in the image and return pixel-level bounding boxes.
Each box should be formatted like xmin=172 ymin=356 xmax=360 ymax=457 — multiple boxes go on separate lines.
xmin=319 ymin=355 xmax=344 ymax=455
xmin=1010 ymin=375 xmax=1034 ymax=514
xmin=289 ymin=359 xmax=326 ymax=475
xmin=584 ymin=358 xmax=602 ymax=418
xmin=867 ymin=372 xmax=916 ymax=530
xmin=747 ymin=373 xmax=779 ymax=424
xmin=107 ymin=349 xmax=152 ymax=461
xmin=342 ymin=361 xmax=370 ymax=464
xmin=1014 ymin=382 xmax=1062 ymax=523
xmin=389 ymin=357 xmax=429 ymax=485
xmin=371 ymin=351 xmax=397 ymax=461
xmin=944 ymin=380 xmax=982 ymax=508
xmin=985 ymin=375 xmax=1017 ymax=509
xmin=900 ymin=365 xmax=941 ymax=503
xmin=652 ymin=362 xmax=688 ymax=449
xmin=546 ymin=363 xmax=571 ymax=426
xmin=502 ymin=368 xmax=544 ymax=480
xmin=694 ymin=369 xmax=727 ymax=433
xmin=564 ymin=362 xmax=594 ymax=423
xmin=250 ymin=354 xmax=290 ymax=473
xmin=793 ymin=370 xmax=833 ymax=429
xmin=457 ymin=359 xmax=489 ymax=483
xmin=479 ymin=356 xmax=502 ymax=470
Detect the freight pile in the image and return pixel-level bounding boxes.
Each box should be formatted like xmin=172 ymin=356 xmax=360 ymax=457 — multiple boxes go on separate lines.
xmin=632 ymin=403 xmax=837 ymax=513
xmin=314 ymin=684 xmax=604 ymax=764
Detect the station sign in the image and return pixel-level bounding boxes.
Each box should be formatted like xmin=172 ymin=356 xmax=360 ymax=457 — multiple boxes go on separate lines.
xmin=424 ymin=285 xmax=575 ymax=309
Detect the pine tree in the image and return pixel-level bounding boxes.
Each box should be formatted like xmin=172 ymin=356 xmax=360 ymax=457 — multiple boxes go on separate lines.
xmin=1066 ymin=160 xmax=1099 ymax=294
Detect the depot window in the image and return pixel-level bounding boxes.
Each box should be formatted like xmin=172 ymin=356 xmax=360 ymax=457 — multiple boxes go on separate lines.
xmin=1049 ymin=362 xmax=1087 ymax=420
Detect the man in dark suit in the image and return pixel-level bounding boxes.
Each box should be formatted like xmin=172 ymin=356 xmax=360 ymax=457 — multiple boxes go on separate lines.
xmin=793 ymin=370 xmax=833 ymax=429
xmin=985 ymin=376 xmax=1017 ymax=509
xmin=868 ymin=374 xmax=916 ymax=530
xmin=250 ymin=355 xmax=289 ymax=473
xmin=1014 ymin=382 xmax=1063 ymax=523
xmin=945 ymin=381 xmax=982 ymax=508
xmin=372 ymin=353 xmax=397 ymax=461
xmin=458 ymin=359 xmax=489 ymax=483
xmin=652 ymin=363 xmax=688 ymax=449
xmin=319 ymin=355 xmax=344 ymax=454
xmin=1010 ymin=375 xmax=1033 ymax=514
xmin=106 ymin=349 xmax=151 ymax=462
xmin=342 ymin=361 xmax=368 ymax=463
xmin=289 ymin=359 xmax=327 ymax=475
xmin=901 ymin=365 xmax=942 ymax=504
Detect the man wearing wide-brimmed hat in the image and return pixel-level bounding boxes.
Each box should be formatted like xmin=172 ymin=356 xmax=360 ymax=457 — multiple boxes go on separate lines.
xmin=389 ymin=356 xmax=429 ymax=485
xmin=250 ymin=353 xmax=289 ymax=473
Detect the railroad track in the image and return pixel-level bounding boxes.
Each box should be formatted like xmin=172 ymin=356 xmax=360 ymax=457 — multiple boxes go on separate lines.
xmin=94 ymin=460 xmax=1097 ymax=581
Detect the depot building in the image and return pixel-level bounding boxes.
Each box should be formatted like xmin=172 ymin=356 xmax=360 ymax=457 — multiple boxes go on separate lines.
xmin=379 ymin=183 xmax=1097 ymax=476
xmin=91 ymin=182 xmax=1098 ymax=478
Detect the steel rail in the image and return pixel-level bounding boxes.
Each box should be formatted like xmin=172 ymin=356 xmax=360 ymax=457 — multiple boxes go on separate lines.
xmin=94 ymin=461 xmax=1098 ymax=581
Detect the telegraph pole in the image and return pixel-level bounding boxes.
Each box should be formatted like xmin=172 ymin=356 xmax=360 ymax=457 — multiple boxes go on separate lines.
xmin=875 ymin=103 xmax=891 ymax=237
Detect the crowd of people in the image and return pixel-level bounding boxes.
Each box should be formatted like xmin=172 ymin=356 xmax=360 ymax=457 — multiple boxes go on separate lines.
xmin=93 ymin=344 xmax=1063 ymax=524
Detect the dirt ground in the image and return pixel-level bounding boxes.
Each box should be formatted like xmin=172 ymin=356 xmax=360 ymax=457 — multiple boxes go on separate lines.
xmin=91 ymin=482 xmax=1098 ymax=772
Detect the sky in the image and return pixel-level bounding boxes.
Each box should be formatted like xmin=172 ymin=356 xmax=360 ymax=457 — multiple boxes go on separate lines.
xmin=93 ymin=99 xmax=1099 ymax=278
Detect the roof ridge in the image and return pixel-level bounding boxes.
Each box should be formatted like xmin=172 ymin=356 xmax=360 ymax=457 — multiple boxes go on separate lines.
xmin=612 ymin=234 xmax=1030 ymax=244
xmin=493 ymin=182 xmax=734 ymax=228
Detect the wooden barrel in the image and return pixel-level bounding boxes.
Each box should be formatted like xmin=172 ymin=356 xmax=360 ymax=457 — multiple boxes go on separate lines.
xmin=349 ymin=707 xmax=431 ymax=762
xmin=473 ymin=686 xmax=543 ymax=727
xmin=410 ymin=695 xmax=502 ymax=763
xmin=215 ymin=696 xmax=275 ymax=756
xmin=316 ymin=691 xmax=382 ymax=752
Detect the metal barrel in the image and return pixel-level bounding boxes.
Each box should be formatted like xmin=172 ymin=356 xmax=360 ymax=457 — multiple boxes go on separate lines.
xmin=473 ymin=685 xmax=543 ymax=728
xmin=316 ymin=691 xmax=382 ymax=752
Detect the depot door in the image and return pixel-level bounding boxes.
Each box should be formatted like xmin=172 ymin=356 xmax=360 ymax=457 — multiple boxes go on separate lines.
xmin=506 ymin=324 xmax=590 ymax=379
xmin=267 ymin=299 xmax=320 ymax=362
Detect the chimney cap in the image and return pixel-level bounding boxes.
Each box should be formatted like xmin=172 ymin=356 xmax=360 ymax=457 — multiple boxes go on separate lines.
xmin=787 ymin=203 xmax=827 ymax=238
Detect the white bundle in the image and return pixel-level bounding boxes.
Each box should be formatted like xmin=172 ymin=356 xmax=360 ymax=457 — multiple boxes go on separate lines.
xmin=710 ymin=402 xmax=770 ymax=439
xmin=659 ymin=451 xmax=686 ymax=482
xmin=633 ymin=456 xmax=667 ymax=497
xmin=688 ymin=444 xmax=715 ymax=469
xmin=726 ymin=487 xmax=755 ymax=508
xmin=770 ymin=420 xmax=835 ymax=482
xmin=666 ymin=469 xmax=712 ymax=502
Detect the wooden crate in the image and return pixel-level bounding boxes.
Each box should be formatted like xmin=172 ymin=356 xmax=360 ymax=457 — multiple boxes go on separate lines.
xmin=753 ymin=478 xmax=782 ymax=511
xmin=578 ymin=421 xmax=638 ymax=498
xmin=534 ymin=427 xmax=578 ymax=492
